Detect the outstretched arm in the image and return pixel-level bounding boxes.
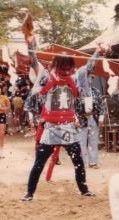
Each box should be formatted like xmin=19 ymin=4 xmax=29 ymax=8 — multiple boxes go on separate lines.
xmin=75 ymin=43 xmax=111 ymax=92
xmin=31 ymin=66 xmax=49 ymax=95
xmin=85 ymin=50 xmax=99 ymax=73
xmin=22 ymin=12 xmax=41 ymax=76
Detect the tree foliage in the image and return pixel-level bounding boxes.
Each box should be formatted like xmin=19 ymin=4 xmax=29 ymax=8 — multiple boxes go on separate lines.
xmin=32 ymin=0 xmax=106 ymax=48
xmin=0 ymin=0 xmax=107 ymax=48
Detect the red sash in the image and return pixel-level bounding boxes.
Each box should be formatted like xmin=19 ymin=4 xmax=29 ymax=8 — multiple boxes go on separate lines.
xmin=41 ymin=107 xmax=75 ymax=123
xmin=40 ymin=73 xmax=78 ymax=97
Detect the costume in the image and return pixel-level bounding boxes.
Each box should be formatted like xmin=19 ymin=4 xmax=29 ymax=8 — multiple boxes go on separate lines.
xmin=27 ymin=36 xmax=39 ymax=70
xmin=22 ymin=51 xmax=99 ymax=201
xmin=74 ymin=50 xmax=104 ymax=166
xmin=75 ymin=86 xmax=104 ymax=166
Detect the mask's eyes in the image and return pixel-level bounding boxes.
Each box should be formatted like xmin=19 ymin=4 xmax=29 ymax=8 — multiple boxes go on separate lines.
xmin=91 ymin=76 xmax=95 ymax=79
xmin=89 ymin=75 xmax=95 ymax=80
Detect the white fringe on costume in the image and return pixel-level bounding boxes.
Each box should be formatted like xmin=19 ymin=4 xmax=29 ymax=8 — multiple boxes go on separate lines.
xmin=102 ymin=58 xmax=119 ymax=95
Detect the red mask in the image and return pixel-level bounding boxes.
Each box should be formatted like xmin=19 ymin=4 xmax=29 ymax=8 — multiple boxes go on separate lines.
xmin=56 ymin=66 xmax=75 ymax=78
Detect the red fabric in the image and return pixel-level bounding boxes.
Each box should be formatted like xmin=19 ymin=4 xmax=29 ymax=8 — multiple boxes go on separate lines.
xmin=42 ymin=108 xmax=75 ymax=123
xmin=35 ymin=107 xmax=75 ymax=143
xmin=46 ymin=146 xmax=61 ymax=181
xmin=35 ymin=123 xmax=44 ymax=142
xmin=35 ymin=106 xmax=46 ymax=142
xmin=40 ymin=73 xmax=78 ymax=97
xmin=16 ymin=51 xmax=30 ymax=74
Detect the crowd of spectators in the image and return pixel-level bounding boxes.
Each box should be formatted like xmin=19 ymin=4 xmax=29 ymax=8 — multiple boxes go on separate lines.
xmin=0 ymin=66 xmax=39 ymax=136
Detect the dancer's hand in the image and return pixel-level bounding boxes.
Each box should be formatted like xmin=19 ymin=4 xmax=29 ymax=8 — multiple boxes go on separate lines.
xmin=96 ymin=42 xmax=111 ymax=55
xmin=74 ymin=121 xmax=80 ymax=128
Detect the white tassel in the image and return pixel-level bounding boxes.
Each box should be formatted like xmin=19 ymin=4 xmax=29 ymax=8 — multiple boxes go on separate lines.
xmin=107 ymin=76 xmax=119 ymax=95
xmin=102 ymin=58 xmax=119 ymax=95
xmin=102 ymin=58 xmax=115 ymax=76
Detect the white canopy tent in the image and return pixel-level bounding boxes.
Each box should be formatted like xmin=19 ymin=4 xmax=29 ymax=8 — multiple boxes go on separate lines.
xmin=79 ymin=23 xmax=119 ymax=53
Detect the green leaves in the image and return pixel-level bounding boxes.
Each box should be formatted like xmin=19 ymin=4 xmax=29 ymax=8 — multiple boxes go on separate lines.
xmin=0 ymin=0 xmax=107 ymax=48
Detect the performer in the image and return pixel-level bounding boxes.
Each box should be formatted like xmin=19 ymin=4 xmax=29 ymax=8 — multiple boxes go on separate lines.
xmin=0 ymin=84 xmax=11 ymax=158
xmin=21 ymin=43 xmax=108 ymax=201
xmin=75 ymin=72 xmax=105 ymax=168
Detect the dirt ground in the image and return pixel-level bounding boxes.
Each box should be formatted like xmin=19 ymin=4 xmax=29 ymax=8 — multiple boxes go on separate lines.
xmin=0 ymin=133 xmax=118 ymax=220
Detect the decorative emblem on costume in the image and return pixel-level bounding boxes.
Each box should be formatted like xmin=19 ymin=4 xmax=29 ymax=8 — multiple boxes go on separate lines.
xmin=59 ymin=90 xmax=69 ymax=109
xmin=51 ymin=85 xmax=73 ymax=110
xmin=62 ymin=131 xmax=70 ymax=142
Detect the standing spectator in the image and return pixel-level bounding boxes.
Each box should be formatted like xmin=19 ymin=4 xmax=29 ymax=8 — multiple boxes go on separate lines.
xmin=12 ymin=90 xmax=24 ymax=132
xmin=75 ymin=72 xmax=105 ymax=168
xmin=0 ymin=84 xmax=11 ymax=158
